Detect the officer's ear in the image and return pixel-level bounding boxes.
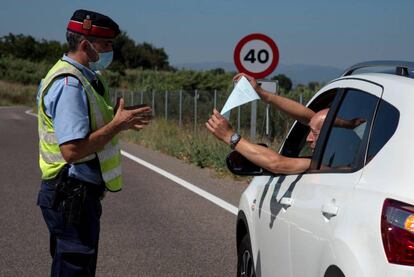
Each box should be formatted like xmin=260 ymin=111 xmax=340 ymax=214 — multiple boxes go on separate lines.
xmin=81 ymin=40 xmax=99 ymax=61
xmin=79 ymin=40 xmax=89 ymax=52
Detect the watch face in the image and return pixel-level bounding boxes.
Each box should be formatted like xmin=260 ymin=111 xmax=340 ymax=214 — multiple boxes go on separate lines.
xmin=231 ymin=133 xmax=240 ymax=144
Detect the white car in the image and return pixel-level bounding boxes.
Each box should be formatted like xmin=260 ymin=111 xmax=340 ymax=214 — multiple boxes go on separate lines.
xmin=230 ymin=61 xmax=414 ymax=277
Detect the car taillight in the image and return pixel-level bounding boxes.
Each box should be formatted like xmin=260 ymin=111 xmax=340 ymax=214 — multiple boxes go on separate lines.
xmin=381 ymin=198 xmax=414 ymax=266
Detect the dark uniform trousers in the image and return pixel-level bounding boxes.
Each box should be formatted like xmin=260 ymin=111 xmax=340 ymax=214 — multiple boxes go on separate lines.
xmin=37 ymin=179 xmax=103 ymax=277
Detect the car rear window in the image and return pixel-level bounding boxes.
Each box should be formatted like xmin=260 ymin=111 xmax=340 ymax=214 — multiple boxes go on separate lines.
xmin=366 ymin=99 xmax=399 ymax=164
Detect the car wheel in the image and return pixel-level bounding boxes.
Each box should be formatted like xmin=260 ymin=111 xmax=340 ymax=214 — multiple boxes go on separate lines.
xmin=237 ymin=234 xmax=255 ymax=277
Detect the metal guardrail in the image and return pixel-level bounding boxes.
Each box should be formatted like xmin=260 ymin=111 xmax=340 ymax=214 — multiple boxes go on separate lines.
xmin=341 ymin=60 xmax=414 ymax=77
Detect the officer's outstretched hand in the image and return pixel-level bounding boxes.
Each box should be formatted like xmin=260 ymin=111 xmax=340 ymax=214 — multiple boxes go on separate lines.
xmin=205 ymin=109 xmax=233 ymax=145
xmin=112 ymin=98 xmax=152 ymax=132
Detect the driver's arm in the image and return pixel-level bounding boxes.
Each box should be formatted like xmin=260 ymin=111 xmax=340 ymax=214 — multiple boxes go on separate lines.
xmin=234 ymin=73 xmax=315 ymax=126
xmin=234 ymin=138 xmax=311 ymax=174
xmin=205 ymin=109 xmax=311 ymax=175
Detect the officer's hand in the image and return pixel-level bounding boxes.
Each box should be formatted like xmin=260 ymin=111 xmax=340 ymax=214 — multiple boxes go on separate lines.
xmin=205 ymin=109 xmax=233 ymax=145
xmin=112 ymin=98 xmax=152 ymax=132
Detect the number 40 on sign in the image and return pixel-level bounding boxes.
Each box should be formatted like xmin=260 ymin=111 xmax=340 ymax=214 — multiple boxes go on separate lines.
xmin=234 ymin=33 xmax=279 ymax=79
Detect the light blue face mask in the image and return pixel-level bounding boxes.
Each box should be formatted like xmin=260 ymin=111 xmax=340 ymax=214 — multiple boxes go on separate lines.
xmin=89 ymin=51 xmax=113 ymax=71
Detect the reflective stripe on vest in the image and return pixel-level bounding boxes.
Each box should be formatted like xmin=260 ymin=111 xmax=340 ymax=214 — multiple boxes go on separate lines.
xmin=99 ymin=143 xmax=121 ymax=163
xmin=101 ymin=165 xmax=122 ymax=183
xmin=38 ymin=60 xmax=122 ymax=191
xmin=39 ymin=129 xmax=58 ymax=144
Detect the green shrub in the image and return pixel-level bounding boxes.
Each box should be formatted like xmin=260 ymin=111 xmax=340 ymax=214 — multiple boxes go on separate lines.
xmin=0 ymin=56 xmax=51 ymax=85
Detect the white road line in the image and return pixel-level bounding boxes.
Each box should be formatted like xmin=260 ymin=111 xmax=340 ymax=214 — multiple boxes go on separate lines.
xmin=24 ymin=109 xmax=238 ymax=215
xmin=25 ymin=109 xmax=38 ymax=117
xmin=121 ymin=150 xmax=238 ymax=215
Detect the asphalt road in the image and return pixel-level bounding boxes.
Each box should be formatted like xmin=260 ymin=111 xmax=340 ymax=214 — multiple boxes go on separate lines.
xmin=0 ymin=106 xmax=248 ymax=276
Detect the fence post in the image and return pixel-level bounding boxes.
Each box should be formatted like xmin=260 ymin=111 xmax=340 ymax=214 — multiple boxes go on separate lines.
xmin=131 ymin=91 xmax=134 ymax=105
xmin=300 ymin=92 xmax=303 ymax=104
xmin=140 ymin=91 xmax=144 ymax=104
xmin=194 ymin=90 xmax=198 ymax=132
xmin=179 ymin=90 xmax=183 ymax=127
xmin=265 ymin=104 xmax=270 ymax=136
xmin=165 ymin=91 xmax=168 ymax=120
xmin=250 ymin=100 xmax=257 ymax=142
xmin=114 ymin=89 xmax=118 ymax=104
xmin=214 ymin=89 xmax=217 ymax=109
xmin=237 ymin=106 xmax=241 ymax=133
xmin=152 ymin=90 xmax=155 ymax=117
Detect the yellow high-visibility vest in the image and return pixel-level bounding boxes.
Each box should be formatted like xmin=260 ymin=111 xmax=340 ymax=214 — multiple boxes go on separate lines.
xmin=38 ymin=59 xmax=122 ymax=192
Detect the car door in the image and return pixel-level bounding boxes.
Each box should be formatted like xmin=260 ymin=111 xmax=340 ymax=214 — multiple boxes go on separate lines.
xmin=254 ymin=87 xmax=339 ymax=277
xmin=285 ymin=79 xmax=383 ymax=277
xmin=256 ymin=79 xmax=383 ymax=276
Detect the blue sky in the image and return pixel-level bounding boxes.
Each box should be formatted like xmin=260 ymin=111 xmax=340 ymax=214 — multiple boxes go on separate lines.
xmin=0 ymin=0 xmax=412 ymax=69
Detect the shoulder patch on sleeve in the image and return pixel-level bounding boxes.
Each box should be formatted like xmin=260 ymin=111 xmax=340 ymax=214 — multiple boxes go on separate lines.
xmin=64 ymin=76 xmax=81 ymax=88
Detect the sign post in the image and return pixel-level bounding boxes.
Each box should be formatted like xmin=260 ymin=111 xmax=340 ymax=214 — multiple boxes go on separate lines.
xmin=258 ymin=80 xmax=278 ymax=136
xmin=234 ymin=33 xmax=279 ymax=141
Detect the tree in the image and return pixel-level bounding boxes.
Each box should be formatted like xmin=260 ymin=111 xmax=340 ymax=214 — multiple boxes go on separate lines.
xmin=271 ymin=74 xmax=292 ymax=92
xmin=111 ymin=32 xmax=171 ymax=71
xmin=0 ymin=32 xmax=172 ymax=72
xmin=0 ymin=33 xmax=66 ymax=62
xmin=308 ymin=81 xmax=320 ymax=91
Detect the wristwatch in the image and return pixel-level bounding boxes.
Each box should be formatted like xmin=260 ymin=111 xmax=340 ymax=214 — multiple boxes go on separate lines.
xmin=230 ymin=133 xmax=241 ymax=149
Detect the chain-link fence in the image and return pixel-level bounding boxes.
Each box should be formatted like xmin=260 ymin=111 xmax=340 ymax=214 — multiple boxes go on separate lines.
xmin=110 ymin=88 xmax=307 ymax=142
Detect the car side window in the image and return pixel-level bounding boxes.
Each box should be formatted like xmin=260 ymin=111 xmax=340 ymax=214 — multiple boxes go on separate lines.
xmin=366 ymin=99 xmax=399 ymax=164
xmin=319 ymin=89 xmax=379 ymax=170
xmin=280 ymin=89 xmax=337 ymax=158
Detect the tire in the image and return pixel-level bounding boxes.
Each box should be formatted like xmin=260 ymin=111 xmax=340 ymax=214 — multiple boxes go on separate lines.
xmin=237 ymin=234 xmax=256 ymax=277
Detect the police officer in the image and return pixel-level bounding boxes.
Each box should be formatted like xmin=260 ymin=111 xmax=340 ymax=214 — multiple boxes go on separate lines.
xmin=36 ymin=10 xmax=151 ymax=276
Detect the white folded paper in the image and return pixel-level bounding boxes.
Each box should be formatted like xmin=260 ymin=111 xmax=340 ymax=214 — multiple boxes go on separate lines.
xmin=220 ymin=76 xmax=260 ymax=119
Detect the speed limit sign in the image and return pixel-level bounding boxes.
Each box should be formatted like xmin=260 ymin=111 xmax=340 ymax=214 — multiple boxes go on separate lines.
xmin=234 ymin=33 xmax=279 ymax=79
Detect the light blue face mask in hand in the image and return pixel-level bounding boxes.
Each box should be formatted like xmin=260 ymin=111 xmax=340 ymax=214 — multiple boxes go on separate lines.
xmin=88 ymin=42 xmax=113 ymax=71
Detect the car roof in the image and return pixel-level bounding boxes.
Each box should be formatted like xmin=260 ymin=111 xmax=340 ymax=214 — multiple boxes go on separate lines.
xmin=330 ymin=72 xmax=414 ymax=104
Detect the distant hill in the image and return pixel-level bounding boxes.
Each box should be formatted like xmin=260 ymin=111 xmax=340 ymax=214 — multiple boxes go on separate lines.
xmin=173 ymin=61 xmax=344 ymax=86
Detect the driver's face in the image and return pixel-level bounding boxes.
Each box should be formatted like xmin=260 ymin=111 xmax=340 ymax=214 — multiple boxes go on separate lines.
xmin=306 ymin=126 xmax=320 ymax=150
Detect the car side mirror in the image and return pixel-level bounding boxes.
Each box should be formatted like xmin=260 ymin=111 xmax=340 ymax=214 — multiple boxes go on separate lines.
xmin=226 ymin=144 xmax=273 ymax=176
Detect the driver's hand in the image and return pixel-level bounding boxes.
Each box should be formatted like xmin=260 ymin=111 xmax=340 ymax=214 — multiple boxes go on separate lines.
xmin=233 ymin=73 xmax=267 ymax=101
xmin=205 ymin=109 xmax=234 ymax=145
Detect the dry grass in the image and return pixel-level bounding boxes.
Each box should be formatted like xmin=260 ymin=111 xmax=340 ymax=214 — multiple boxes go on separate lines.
xmin=121 ymin=118 xmax=283 ymax=179
xmin=0 ymin=80 xmax=37 ymax=106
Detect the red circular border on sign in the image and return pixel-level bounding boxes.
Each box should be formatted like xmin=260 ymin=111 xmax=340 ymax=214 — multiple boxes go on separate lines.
xmin=233 ymin=33 xmax=279 ymax=79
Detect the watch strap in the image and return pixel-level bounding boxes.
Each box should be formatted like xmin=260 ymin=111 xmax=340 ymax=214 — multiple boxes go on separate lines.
xmin=230 ymin=133 xmax=241 ymax=149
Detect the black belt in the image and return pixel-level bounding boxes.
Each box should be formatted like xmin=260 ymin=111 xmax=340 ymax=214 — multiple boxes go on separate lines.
xmin=67 ymin=177 xmax=106 ymax=198
xmin=42 ymin=176 xmax=105 ymax=199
